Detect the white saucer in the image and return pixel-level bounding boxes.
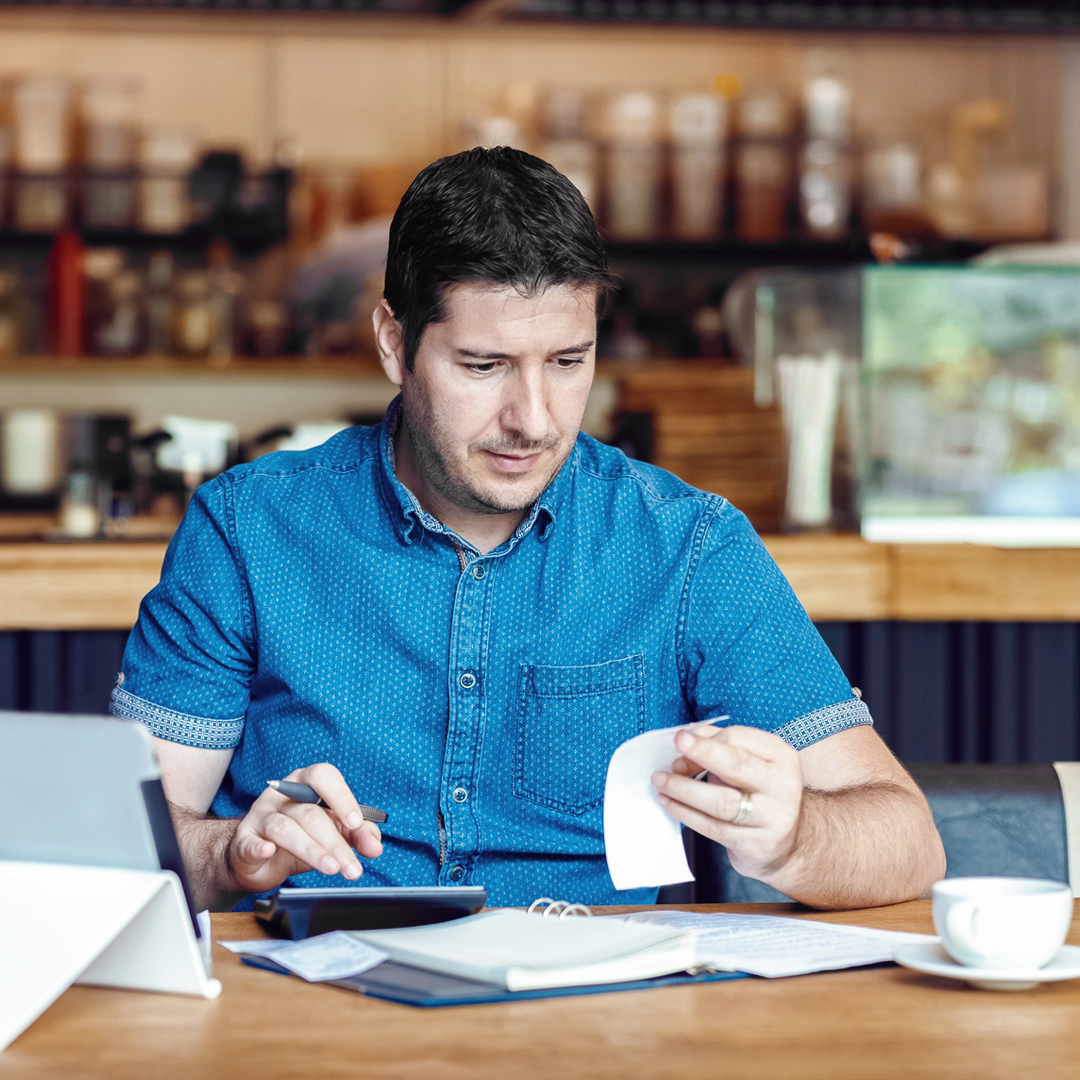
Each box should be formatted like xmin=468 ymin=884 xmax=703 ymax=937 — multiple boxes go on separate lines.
xmin=895 ymin=942 xmax=1080 ymax=991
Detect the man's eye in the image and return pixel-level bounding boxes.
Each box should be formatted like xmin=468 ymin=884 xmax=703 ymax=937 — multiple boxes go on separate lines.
xmin=555 ymin=357 xmax=585 ymax=368
xmin=467 ymin=363 xmax=499 ymax=374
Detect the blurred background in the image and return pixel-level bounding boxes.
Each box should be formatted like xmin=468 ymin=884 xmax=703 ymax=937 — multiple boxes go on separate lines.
xmin=5 ymin=0 xmax=1080 ymax=765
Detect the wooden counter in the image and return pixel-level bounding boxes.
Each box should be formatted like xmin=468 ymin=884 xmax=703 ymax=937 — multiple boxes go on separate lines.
xmin=4 ymin=529 xmax=1080 ymax=629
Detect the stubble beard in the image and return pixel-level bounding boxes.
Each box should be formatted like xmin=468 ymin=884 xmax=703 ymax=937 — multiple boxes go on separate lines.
xmin=401 ymin=394 xmax=569 ymax=517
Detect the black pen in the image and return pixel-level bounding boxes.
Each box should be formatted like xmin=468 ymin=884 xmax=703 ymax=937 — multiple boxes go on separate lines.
xmin=267 ymin=779 xmax=389 ymax=824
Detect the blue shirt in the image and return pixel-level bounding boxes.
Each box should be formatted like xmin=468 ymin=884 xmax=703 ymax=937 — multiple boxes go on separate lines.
xmin=110 ymin=398 xmax=870 ymax=906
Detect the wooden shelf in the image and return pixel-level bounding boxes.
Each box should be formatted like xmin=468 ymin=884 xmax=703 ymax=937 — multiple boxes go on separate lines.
xmin=6 ymin=530 xmax=1080 ymax=630
xmin=0 ymin=356 xmax=388 ymax=378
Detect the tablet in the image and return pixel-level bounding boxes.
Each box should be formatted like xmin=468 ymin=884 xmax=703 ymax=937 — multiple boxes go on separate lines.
xmin=0 ymin=710 xmax=202 ymax=937
xmin=254 ymin=886 xmax=489 ymax=939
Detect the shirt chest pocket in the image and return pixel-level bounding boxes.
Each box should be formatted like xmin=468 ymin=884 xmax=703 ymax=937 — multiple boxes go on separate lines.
xmin=513 ymin=654 xmax=646 ymax=817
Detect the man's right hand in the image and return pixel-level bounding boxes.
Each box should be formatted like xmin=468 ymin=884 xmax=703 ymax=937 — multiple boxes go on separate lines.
xmin=226 ymin=762 xmax=384 ymax=895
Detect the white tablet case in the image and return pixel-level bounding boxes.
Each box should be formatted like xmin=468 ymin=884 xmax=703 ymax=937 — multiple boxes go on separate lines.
xmin=0 ymin=862 xmax=221 ymax=1053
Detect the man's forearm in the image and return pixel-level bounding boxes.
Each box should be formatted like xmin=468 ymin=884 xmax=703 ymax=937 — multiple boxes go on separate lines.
xmin=170 ymin=803 xmax=246 ymax=911
xmin=760 ymin=782 xmax=946 ymax=910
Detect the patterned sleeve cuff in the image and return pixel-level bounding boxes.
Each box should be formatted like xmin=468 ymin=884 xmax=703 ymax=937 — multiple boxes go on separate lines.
xmin=773 ymin=698 xmax=873 ymax=751
xmin=109 ymin=686 xmax=245 ymax=750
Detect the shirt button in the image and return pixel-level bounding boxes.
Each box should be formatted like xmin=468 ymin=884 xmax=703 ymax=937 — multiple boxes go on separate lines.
xmin=472 ymin=564 xmax=486 ymax=580
xmin=459 ymin=672 xmax=476 ymax=690
xmin=452 ymin=786 xmax=468 ymax=804
xmin=449 ymin=865 xmax=465 ymax=882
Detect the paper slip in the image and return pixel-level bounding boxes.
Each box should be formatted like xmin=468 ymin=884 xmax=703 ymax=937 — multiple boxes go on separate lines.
xmin=219 ymin=932 xmax=389 ymax=982
xmin=603 ymin=718 xmax=726 ymax=891
xmin=613 ymin=911 xmax=933 ymax=978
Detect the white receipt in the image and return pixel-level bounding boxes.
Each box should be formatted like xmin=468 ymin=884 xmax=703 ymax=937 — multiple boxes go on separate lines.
xmin=614 ymin=911 xmax=933 ymax=977
xmin=219 ymin=932 xmax=389 ymax=982
xmin=603 ymin=718 xmax=724 ymax=891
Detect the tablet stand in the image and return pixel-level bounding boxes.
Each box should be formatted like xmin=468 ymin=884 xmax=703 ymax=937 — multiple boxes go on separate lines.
xmin=0 ymin=861 xmax=222 ymax=1052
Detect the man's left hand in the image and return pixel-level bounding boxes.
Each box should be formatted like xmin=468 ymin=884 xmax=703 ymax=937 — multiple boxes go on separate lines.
xmin=651 ymin=725 xmax=804 ymax=883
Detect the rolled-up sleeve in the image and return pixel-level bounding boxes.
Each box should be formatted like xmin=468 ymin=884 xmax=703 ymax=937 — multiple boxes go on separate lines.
xmin=109 ymin=476 xmax=254 ymax=749
xmin=681 ymin=502 xmax=871 ymax=749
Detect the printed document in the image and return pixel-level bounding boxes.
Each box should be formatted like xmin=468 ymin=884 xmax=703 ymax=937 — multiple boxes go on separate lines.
xmin=613 ymin=911 xmax=933 ymax=977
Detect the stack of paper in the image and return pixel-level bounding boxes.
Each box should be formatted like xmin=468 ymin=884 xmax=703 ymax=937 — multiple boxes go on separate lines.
xmin=612 ymin=911 xmax=932 ymax=978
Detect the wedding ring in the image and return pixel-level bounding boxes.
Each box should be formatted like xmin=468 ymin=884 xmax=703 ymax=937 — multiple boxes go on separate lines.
xmin=732 ymin=791 xmax=753 ymax=826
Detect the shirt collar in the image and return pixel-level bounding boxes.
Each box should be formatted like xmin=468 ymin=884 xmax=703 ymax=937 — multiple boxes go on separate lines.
xmin=377 ymin=394 xmax=571 ymax=550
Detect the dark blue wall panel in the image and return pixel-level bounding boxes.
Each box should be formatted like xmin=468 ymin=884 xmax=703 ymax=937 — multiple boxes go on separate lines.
xmin=0 ymin=630 xmax=127 ymax=716
xmin=818 ymin=621 xmax=1080 ymax=764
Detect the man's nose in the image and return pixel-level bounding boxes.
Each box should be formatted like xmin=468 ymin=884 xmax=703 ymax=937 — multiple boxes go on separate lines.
xmin=500 ymin=371 xmax=550 ymax=442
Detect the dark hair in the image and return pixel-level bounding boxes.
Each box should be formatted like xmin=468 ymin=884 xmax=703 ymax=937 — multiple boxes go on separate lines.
xmin=384 ymin=146 xmax=614 ymax=371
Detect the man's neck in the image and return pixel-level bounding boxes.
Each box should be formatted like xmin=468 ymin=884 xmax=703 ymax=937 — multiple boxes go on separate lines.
xmin=392 ymin=426 xmax=527 ymax=555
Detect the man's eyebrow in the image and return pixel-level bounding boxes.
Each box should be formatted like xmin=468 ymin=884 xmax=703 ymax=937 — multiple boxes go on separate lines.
xmin=455 ymin=340 xmax=596 ymax=361
xmin=551 ymin=340 xmax=596 ymax=356
xmin=456 ymin=349 xmax=514 ymax=360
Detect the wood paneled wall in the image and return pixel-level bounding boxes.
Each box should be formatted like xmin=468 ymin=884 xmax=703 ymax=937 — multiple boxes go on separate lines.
xmin=0 ymin=9 xmax=1062 ymax=183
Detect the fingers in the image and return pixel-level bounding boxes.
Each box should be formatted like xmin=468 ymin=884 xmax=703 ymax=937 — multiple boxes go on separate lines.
xmin=670 ymin=725 xmax=793 ymax=794
xmin=291 ymin=762 xmax=366 ymax=832
xmin=654 ymin=783 xmax=745 ymax=844
xmin=652 ymin=724 xmax=805 ymax=884
xmin=262 ymin=801 xmax=364 ymax=879
xmin=288 ymin=762 xmax=385 ymax=861
xmin=652 ymin=768 xmax=747 ymax=826
xmin=350 ymin=820 xmax=384 ymax=860
xmin=230 ymin=829 xmax=277 ymax=872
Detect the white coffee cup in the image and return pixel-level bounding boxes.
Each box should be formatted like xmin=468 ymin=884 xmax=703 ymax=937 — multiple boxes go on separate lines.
xmin=933 ymin=877 xmax=1073 ymax=969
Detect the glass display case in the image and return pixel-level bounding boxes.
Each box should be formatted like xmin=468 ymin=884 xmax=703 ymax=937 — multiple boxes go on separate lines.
xmin=862 ymin=265 xmax=1080 ymax=544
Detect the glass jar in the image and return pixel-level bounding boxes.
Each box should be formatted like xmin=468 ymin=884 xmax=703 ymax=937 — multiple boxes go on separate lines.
xmin=540 ymin=88 xmax=599 ymax=212
xmin=670 ymin=92 xmax=727 ymax=240
xmin=604 ymin=92 xmax=662 ymax=240
xmin=13 ymin=75 xmax=71 ymax=232
xmin=81 ymin=76 xmax=139 ymax=229
xmin=140 ymin=127 xmax=197 ymax=234
xmin=735 ymin=90 xmax=792 ymax=242
xmin=172 ymin=271 xmax=213 ymax=357
xmin=90 ymin=271 xmax=145 ymax=357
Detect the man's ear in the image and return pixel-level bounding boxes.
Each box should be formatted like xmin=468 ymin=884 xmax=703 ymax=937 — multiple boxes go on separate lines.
xmin=373 ymin=299 xmax=405 ymax=387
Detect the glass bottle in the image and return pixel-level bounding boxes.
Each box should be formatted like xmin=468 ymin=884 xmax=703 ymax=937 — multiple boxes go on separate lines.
xmin=145 ymin=250 xmax=174 ymax=356
xmin=0 ymin=270 xmax=19 ymax=359
xmin=799 ymin=139 xmax=852 ymax=240
xmin=88 ymin=268 xmax=144 ymax=357
xmin=798 ymin=76 xmax=853 ymax=240
xmin=207 ymin=241 xmax=245 ymax=363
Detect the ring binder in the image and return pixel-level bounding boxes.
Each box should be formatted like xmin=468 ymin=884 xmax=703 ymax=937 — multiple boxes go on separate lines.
xmin=527 ymin=897 xmax=593 ymax=918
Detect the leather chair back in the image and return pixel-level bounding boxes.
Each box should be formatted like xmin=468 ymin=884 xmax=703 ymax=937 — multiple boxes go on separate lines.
xmin=681 ymin=763 xmax=1072 ymax=904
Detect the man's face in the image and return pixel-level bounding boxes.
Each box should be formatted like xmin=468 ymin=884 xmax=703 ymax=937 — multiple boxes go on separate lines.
xmin=391 ymin=282 xmax=597 ymax=521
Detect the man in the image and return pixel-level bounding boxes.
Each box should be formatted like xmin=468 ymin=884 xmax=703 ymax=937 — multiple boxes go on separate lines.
xmin=111 ymin=148 xmax=944 ymax=911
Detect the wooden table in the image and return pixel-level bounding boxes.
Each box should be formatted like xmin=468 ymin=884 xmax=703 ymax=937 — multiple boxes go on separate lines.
xmin=3 ymin=901 xmax=1080 ymax=1080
